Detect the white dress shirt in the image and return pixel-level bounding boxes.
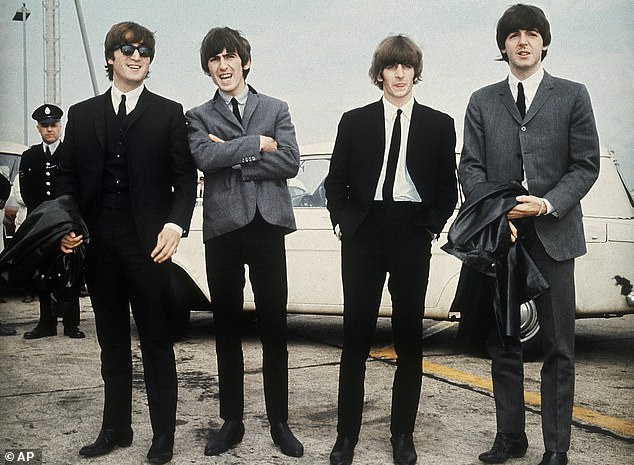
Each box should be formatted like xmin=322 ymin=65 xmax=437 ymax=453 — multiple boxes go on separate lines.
xmin=374 ymin=97 xmax=421 ymax=202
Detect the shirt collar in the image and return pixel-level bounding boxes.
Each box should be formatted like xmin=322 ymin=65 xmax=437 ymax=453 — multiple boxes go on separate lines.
xmin=219 ymin=84 xmax=249 ymax=106
xmin=111 ymin=83 xmax=145 ymax=113
xmin=43 ymin=140 xmax=61 ymax=154
xmin=382 ymin=96 xmax=414 ymax=122
xmin=508 ymin=66 xmax=544 ymax=99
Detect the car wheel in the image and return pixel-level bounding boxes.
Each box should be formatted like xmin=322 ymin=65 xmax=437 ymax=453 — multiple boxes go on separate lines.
xmin=520 ymin=300 xmax=542 ymax=360
xmin=170 ymin=269 xmax=191 ymax=339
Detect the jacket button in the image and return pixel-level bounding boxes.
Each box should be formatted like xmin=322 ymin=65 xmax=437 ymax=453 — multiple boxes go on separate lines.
xmin=520 ymin=126 xmax=527 ymax=132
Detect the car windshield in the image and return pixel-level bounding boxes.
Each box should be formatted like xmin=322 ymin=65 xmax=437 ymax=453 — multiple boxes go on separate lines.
xmin=289 ymin=156 xmax=330 ymax=208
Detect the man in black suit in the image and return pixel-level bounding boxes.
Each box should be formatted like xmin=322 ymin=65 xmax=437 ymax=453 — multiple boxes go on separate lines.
xmin=19 ymin=104 xmax=84 ymax=340
xmin=324 ymin=35 xmax=457 ymax=465
xmin=56 ymin=22 xmax=197 ymax=464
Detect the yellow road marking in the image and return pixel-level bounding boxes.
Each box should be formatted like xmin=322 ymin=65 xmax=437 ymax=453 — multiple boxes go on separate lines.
xmin=370 ymin=347 xmax=634 ymax=439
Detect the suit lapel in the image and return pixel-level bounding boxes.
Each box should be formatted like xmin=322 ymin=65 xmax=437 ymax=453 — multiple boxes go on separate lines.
xmin=242 ymin=90 xmax=259 ymax=130
xmin=497 ymin=78 xmax=524 ymax=124
xmin=368 ymin=100 xmax=386 ymax=182
xmin=524 ymin=71 xmax=554 ymax=123
xmin=211 ymin=90 xmax=244 ymax=131
xmin=126 ymin=87 xmax=150 ymax=129
xmin=94 ymin=91 xmax=108 ymax=149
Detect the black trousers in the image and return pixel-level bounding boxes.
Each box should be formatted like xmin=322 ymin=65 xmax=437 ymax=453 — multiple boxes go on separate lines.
xmin=486 ymin=236 xmax=576 ymax=452
xmin=35 ymin=291 xmax=80 ymax=330
xmin=205 ymin=212 xmax=289 ymax=424
xmin=337 ymin=202 xmax=432 ymax=438
xmin=85 ymin=208 xmax=177 ymax=435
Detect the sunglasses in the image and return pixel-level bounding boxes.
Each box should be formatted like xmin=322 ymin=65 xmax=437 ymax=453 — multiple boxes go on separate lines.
xmin=115 ymin=43 xmax=153 ymax=58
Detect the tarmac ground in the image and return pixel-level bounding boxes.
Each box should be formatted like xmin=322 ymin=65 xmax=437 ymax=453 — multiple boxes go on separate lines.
xmin=1 ymin=291 xmax=632 ymax=465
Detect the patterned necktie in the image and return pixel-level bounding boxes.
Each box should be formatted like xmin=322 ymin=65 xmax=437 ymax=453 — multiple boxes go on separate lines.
xmin=516 ymin=82 xmax=526 ymax=118
xmin=231 ymin=98 xmax=242 ymax=124
xmin=117 ymin=94 xmax=127 ymax=117
xmin=382 ymin=109 xmax=402 ymax=202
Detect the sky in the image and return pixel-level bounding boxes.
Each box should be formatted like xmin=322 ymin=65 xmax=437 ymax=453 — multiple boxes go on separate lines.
xmin=1 ymin=0 xmax=633 ymax=189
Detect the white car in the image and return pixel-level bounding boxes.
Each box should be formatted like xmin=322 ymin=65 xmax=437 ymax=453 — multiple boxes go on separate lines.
xmin=172 ymin=144 xmax=634 ymax=353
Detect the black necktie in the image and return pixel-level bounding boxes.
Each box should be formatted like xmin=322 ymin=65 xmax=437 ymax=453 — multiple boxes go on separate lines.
xmin=230 ymin=98 xmax=242 ymax=124
xmin=45 ymin=146 xmax=51 ymax=158
xmin=382 ymin=109 xmax=402 ymax=202
xmin=516 ymin=82 xmax=526 ymax=118
xmin=117 ymin=94 xmax=127 ymax=117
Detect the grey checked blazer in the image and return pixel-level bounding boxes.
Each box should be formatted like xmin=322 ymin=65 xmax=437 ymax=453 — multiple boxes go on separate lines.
xmin=186 ymin=87 xmax=300 ymax=241
xmin=459 ymin=71 xmax=600 ymax=261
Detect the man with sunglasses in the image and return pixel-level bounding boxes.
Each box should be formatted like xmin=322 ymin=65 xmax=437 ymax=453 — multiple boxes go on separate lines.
xmin=17 ymin=104 xmax=85 ymax=340
xmin=56 ymin=21 xmax=197 ymax=464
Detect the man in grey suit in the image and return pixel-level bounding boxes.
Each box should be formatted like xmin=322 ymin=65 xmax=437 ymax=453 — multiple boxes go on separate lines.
xmin=186 ymin=27 xmax=303 ymax=459
xmin=459 ymin=5 xmax=599 ymax=465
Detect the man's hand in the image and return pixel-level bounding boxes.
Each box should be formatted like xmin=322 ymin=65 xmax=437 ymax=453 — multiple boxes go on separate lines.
xmin=151 ymin=227 xmax=181 ymax=263
xmin=507 ymin=195 xmax=544 ymax=219
xmin=61 ymin=231 xmax=83 ymax=254
xmin=509 ymin=220 xmax=518 ymax=243
xmin=209 ymin=134 xmax=225 ymax=143
xmin=260 ymin=136 xmax=278 ymax=153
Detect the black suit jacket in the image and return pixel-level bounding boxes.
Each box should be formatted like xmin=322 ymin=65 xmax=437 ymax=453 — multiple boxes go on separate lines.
xmin=55 ymin=87 xmax=197 ymax=254
xmin=325 ymin=99 xmax=457 ymax=237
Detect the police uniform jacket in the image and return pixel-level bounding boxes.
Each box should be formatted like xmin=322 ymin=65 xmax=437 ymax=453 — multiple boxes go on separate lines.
xmin=19 ymin=142 xmax=62 ymax=213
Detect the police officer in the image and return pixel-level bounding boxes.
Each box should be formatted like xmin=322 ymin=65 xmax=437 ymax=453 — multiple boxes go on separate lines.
xmin=20 ymin=104 xmax=84 ymax=339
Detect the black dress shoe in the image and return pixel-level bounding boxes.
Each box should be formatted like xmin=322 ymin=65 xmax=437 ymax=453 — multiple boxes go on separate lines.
xmin=147 ymin=433 xmax=174 ymax=464
xmin=537 ymin=451 xmax=567 ymax=465
xmin=78 ymin=427 xmax=133 ymax=456
xmin=270 ymin=422 xmax=303 ymax=457
xmin=23 ymin=326 xmax=56 ymax=339
xmin=204 ymin=420 xmax=244 ymax=456
xmin=64 ymin=327 xmax=85 ymax=338
xmin=478 ymin=432 xmax=528 ymax=463
xmin=330 ymin=436 xmax=357 ymax=465
xmin=391 ymin=434 xmax=417 ymax=465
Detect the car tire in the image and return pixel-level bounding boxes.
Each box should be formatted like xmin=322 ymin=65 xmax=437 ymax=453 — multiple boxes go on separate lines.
xmin=170 ymin=269 xmax=191 ymax=339
xmin=520 ymin=300 xmax=543 ymax=360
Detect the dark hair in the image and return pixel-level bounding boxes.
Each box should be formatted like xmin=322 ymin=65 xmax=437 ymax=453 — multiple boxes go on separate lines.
xmin=199 ymin=27 xmax=251 ymax=79
xmin=104 ymin=22 xmax=155 ymax=80
xmin=369 ymin=35 xmax=423 ymax=90
xmin=496 ymin=4 xmax=551 ymax=62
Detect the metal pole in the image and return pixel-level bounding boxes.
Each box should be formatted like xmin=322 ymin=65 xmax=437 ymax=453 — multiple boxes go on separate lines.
xmin=73 ymin=0 xmax=99 ymax=96
xmin=22 ymin=5 xmax=28 ymax=145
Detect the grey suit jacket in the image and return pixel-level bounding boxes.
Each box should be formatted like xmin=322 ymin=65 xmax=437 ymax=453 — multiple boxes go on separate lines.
xmin=186 ymin=87 xmax=300 ymax=241
xmin=460 ymin=71 xmax=600 ymax=261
